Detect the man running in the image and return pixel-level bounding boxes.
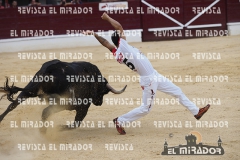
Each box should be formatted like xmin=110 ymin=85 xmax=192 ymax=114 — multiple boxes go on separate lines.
xmin=82 ymin=12 xmax=210 ymax=135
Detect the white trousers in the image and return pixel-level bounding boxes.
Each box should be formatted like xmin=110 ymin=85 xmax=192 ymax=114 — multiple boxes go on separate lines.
xmin=117 ymin=70 xmax=199 ymax=123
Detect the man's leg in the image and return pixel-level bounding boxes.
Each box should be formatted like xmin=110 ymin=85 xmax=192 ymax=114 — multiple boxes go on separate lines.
xmin=114 ymin=81 xmax=158 ymax=134
xmin=156 ymin=73 xmax=210 ymax=119
xmin=156 ymin=73 xmax=199 ymax=115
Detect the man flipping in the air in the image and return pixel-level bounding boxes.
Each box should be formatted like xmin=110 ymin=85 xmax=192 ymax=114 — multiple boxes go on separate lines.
xmin=82 ymin=12 xmax=210 ymax=135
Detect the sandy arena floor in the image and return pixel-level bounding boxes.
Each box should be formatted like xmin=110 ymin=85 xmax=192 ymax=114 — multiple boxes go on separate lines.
xmin=0 ymin=35 xmax=240 ymax=160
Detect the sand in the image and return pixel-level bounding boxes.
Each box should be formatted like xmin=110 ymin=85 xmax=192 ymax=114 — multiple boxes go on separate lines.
xmin=0 ymin=35 xmax=239 ymax=160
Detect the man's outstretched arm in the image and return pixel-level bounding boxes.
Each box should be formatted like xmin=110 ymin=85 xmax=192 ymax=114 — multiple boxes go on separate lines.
xmin=101 ymin=12 xmax=126 ymax=40
xmin=81 ymin=30 xmax=115 ymax=51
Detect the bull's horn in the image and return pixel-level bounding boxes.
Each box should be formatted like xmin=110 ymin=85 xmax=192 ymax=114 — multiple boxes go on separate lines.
xmin=106 ymin=84 xmax=127 ymax=94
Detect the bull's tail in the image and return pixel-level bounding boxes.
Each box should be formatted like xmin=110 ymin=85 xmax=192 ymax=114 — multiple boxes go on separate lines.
xmin=0 ymin=77 xmax=24 ymax=102
xmin=0 ymin=77 xmax=27 ymax=102
xmin=0 ymin=77 xmax=41 ymax=122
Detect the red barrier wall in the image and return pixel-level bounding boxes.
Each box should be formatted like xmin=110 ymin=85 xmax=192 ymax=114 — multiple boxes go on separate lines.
xmin=226 ymin=0 xmax=240 ymax=22
xmin=141 ymin=0 xmax=184 ymax=41
xmin=141 ymin=0 xmax=228 ymax=41
xmin=0 ymin=1 xmax=142 ymax=39
xmin=0 ymin=0 xmax=240 ymax=41
xmin=182 ymin=0 xmax=227 ymax=38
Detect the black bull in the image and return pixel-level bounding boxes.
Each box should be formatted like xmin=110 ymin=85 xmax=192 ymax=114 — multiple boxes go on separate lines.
xmin=0 ymin=60 xmax=126 ymax=128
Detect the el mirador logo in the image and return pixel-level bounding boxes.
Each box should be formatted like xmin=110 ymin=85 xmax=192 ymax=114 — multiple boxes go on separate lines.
xmin=162 ymin=131 xmax=224 ymax=155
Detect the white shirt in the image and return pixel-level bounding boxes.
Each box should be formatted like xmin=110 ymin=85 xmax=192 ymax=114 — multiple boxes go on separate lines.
xmin=112 ymin=38 xmax=154 ymax=76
